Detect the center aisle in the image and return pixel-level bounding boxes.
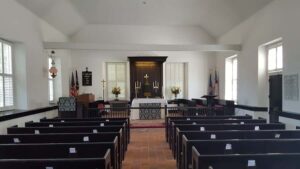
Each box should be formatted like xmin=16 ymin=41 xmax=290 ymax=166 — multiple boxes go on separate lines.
xmin=122 ymin=128 xmax=176 ymax=169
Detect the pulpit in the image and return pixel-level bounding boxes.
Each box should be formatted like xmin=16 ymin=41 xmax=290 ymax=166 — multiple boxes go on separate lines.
xmin=76 ymin=93 xmax=95 ymax=118
xmin=77 ymin=94 xmax=95 ymax=106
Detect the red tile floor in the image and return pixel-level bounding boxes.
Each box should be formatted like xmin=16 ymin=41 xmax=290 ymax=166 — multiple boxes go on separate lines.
xmin=122 ymin=128 xmax=176 ymax=169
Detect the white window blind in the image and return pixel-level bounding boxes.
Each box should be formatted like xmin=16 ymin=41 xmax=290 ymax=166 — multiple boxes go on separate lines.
xmin=268 ymin=43 xmax=283 ymax=72
xmin=225 ymin=56 xmax=238 ymax=102
xmin=106 ymin=62 xmax=127 ymax=99
xmin=0 ymin=40 xmax=14 ymax=110
xmin=165 ymin=63 xmax=186 ymax=99
xmin=48 ymin=58 xmax=54 ymax=102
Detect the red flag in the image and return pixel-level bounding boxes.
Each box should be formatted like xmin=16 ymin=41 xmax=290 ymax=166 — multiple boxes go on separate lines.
xmin=214 ymin=70 xmax=219 ymax=97
xmin=70 ymin=72 xmax=76 ymax=96
xmin=208 ymin=73 xmax=213 ymax=95
xmin=75 ymin=70 xmax=79 ymax=96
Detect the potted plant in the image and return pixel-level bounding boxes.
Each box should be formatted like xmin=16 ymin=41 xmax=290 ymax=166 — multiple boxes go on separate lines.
xmin=112 ymin=87 xmax=121 ymax=100
xmin=171 ymin=86 xmax=181 ymax=99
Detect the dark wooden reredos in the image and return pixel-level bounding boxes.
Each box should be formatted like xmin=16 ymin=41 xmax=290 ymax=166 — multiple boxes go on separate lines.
xmin=128 ymin=56 xmax=167 ymax=100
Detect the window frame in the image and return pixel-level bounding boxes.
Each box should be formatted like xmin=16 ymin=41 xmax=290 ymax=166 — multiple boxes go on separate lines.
xmin=48 ymin=57 xmax=55 ymax=103
xmin=106 ymin=62 xmax=127 ymax=100
xmin=0 ymin=39 xmax=15 ymax=111
xmin=165 ymin=62 xmax=186 ymax=100
xmin=225 ymin=55 xmax=238 ymax=103
xmin=267 ymin=42 xmax=283 ymax=73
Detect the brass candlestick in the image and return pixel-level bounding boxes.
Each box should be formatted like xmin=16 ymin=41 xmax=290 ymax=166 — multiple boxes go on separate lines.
xmin=153 ymin=81 xmax=159 ymax=94
xmin=134 ymin=81 xmax=141 ymax=98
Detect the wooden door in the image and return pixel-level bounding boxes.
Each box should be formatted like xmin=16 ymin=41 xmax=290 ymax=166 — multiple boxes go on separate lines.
xmin=269 ymin=74 xmax=282 ymax=122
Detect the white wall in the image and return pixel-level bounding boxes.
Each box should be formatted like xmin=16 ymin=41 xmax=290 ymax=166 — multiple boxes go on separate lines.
xmin=39 ymin=20 xmax=72 ymax=101
xmin=216 ymin=0 xmax=300 ymax=128
xmin=0 ymin=0 xmax=46 ymax=109
xmin=0 ymin=109 xmax=58 ymax=134
xmin=71 ymin=50 xmax=215 ymax=100
xmin=70 ymin=24 xmax=217 ymax=101
xmin=218 ymin=0 xmax=300 ymax=110
xmin=71 ymin=25 xmax=215 ymax=44
xmin=0 ymin=0 xmax=71 ymax=109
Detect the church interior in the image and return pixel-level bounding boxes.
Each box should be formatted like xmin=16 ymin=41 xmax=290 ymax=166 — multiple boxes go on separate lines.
xmin=0 ymin=0 xmax=300 ymax=169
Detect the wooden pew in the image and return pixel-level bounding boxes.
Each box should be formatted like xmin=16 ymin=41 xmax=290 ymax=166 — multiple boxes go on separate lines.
xmin=0 ymin=150 xmax=111 ymax=169
xmin=40 ymin=117 xmax=129 ymax=122
xmin=171 ymin=123 xmax=285 ymax=153
xmin=40 ymin=117 xmax=131 ymax=142
xmin=192 ymin=147 xmax=300 ymax=169
xmin=0 ymin=133 xmax=125 ymax=162
xmin=25 ymin=121 xmax=129 ymax=146
xmin=165 ymin=115 xmax=252 ymax=142
xmin=176 ymin=129 xmax=300 ymax=167
xmin=0 ymin=142 xmax=118 ymax=169
xmin=168 ymin=119 xmax=266 ymax=146
xmin=183 ymin=139 xmax=300 ymax=169
xmin=7 ymin=126 xmax=127 ymax=155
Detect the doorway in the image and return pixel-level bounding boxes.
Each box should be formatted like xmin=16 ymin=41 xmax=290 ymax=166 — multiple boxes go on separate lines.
xmin=269 ymin=74 xmax=282 ymax=122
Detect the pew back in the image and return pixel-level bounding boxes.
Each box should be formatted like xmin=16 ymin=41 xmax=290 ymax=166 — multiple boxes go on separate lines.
xmin=192 ymin=147 xmax=300 ymax=169
xmin=0 ymin=151 xmax=111 ymax=169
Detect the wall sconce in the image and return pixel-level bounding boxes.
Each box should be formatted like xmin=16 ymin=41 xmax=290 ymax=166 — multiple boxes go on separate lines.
xmin=49 ymin=50 xmax=58 ymax=78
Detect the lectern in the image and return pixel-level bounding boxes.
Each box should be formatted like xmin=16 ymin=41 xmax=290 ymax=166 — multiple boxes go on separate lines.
xmin=76 ymin=94 xmax=95 ymax=118
xmin=77 ymin=94 xmax=95 ymax=106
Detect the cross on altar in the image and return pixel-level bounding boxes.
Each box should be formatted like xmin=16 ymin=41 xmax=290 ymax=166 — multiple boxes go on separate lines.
xmin=144 ymin=74 xmax=149 ymax=79
xmin=101 ymin=79 xmax=106 ymax=100
xmin=101 ymin=79 xmax=106 ymax=87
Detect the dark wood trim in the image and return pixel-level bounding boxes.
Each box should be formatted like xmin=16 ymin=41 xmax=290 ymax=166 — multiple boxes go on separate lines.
xmin=128 ymin=56 xmax=167 ymax=100
xmin=128 ymin=56 xmax=168 ymax=62
xmin=235 ymin=104 xmax=268 ymax=112
xmin=279 ymin=111 xmax=300 ymax=121
xmin=0 ymin=106 xmax=58 ymax=122
xmin=236 ymin=105 xmax=300 ymax=121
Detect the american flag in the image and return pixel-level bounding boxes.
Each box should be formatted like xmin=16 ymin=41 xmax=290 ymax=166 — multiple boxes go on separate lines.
xmin=214 ymin=70 xmax=219 ymax=98
xmin=70 ymin=72 xmax=77 ymax=96
xmin=75 ymin=70 xmax=79 ymax=96
xmin=208 ymin=73 xmax=213 ymax=95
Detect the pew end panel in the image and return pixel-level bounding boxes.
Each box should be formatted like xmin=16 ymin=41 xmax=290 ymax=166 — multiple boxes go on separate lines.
xmin=192 ymin=146 xmax=200 ymax=169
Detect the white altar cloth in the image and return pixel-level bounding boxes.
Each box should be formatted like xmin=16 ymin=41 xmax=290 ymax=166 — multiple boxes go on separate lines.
xmin=131 ymin=98 xmax=168 ymax=120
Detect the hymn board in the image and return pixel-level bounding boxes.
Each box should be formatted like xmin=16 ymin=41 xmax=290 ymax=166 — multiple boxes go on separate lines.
xmin=128 ymin=56 xmax=167 ymax=100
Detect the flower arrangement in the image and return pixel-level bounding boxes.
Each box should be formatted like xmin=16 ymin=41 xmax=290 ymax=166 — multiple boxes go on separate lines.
xmin=171 ymin=86 xmax=181 ymax=99
xmin=112 ymin=87 xmax=121 ymax=95
xmin=171 ymin=86 xmax=181 ymax=95
xmin=112 ymin=86 xmax=121 ymax=100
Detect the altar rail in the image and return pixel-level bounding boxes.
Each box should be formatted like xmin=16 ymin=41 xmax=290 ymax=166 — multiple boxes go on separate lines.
xmin=87 ymin=106 xmax=217 ymax=119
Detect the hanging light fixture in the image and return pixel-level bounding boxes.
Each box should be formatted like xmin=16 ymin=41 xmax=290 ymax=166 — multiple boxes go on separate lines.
xmin=49 ymin=50 xmax=58 ymax=78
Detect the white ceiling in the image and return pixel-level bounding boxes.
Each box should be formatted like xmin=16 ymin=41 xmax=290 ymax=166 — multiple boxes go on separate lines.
xmin=16 ymin=0 xmax=273 ymax=38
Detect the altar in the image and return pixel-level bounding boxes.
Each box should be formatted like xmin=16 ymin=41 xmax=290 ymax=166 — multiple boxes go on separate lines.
xmin=131 ymin=98 xmax=168 ymax=120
